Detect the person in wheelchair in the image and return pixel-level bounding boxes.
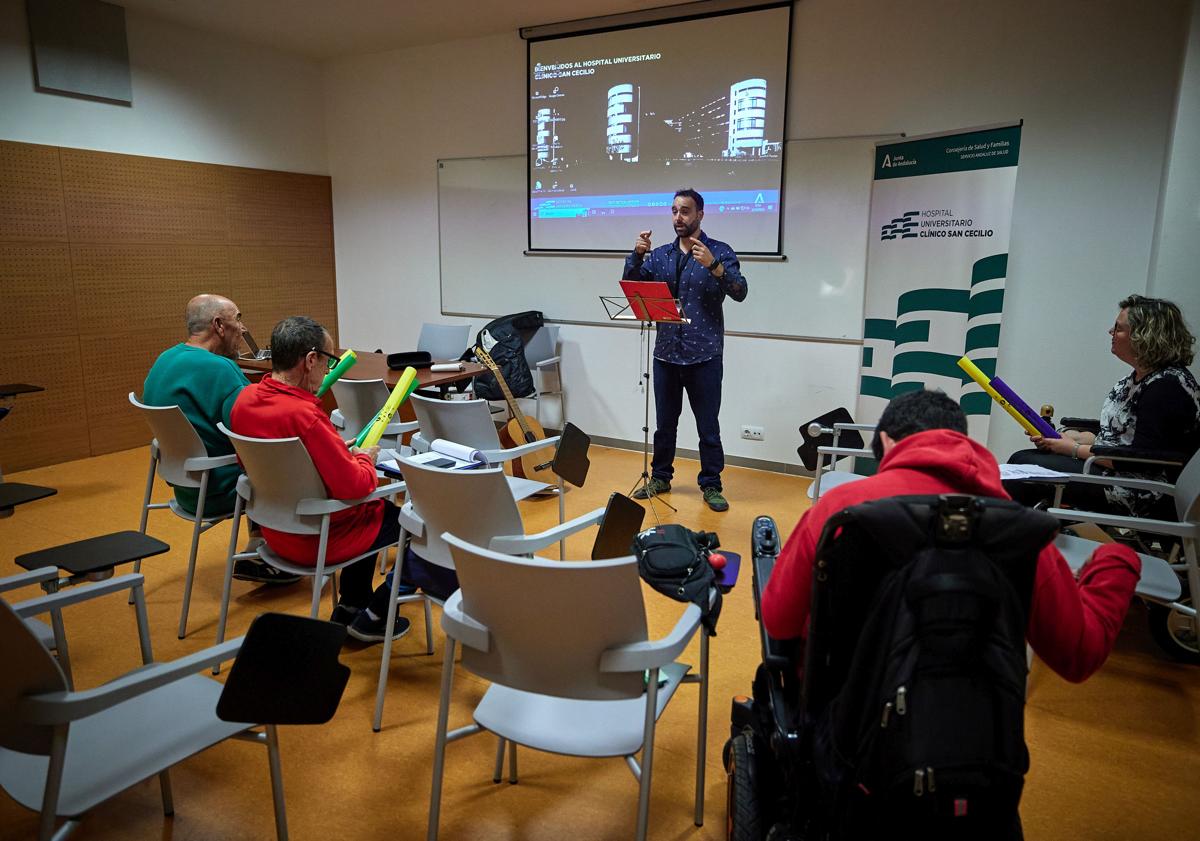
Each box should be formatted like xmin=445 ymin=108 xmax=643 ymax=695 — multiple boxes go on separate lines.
xmin=732 ymin=390 xmax=1141 ymax=840
xmin=1006 ymin=294 xmax=1199 ymax=516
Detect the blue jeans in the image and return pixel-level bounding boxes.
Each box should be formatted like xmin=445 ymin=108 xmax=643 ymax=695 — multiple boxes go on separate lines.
xmin=651 ymin=356 xmax=724 ymax=490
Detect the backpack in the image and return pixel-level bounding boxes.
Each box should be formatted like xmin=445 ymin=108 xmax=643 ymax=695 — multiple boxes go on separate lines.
xmin=469 ymin=311 xmax=543 ymax=401
xmin=807 ymin=495 xmax=1057 ymax=839
xmin=632 ymin=523 xmax=723 ymax=635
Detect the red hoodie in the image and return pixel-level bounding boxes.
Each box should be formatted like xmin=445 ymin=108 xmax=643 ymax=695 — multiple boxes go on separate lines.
xmin=230 ymin=376 xmax=384 ymax=565
xmin=761 ymin=428 xmax=1141 ymax=683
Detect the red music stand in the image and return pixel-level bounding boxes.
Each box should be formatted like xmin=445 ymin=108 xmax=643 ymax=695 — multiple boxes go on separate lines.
xmin=599 ymin=282 xmax=689 ymax=512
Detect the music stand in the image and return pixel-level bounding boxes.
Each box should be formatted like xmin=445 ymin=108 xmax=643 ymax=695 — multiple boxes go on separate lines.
xmin=600 ymin=281 xmax=689 ymax=515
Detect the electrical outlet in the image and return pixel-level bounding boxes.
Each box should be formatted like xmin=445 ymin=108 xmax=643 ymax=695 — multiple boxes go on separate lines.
xmin=740 ymin=425 xmax=764 ymax=441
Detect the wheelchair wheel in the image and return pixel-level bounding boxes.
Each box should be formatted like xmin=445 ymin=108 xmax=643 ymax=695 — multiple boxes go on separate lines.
xmin=725 ymin=732 xmax=762 ymax=841
xmin=1148 ymin=598 xmax=1200 ymax=664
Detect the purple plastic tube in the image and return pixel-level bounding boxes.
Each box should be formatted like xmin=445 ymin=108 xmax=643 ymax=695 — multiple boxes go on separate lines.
xmin=990 ymin=376 xmax=1060 ymax=438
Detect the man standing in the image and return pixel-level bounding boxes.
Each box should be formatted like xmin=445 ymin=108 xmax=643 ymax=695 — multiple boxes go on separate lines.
xmin=761 ymin=389 xmax=1141 ymax=683
xmin=624 ymin=188 xmax=748 ymax=511
xmin=230 ymin=316 xmax=412 ymax=643
xmin=143 ymin=294 xmax=295 ymax=584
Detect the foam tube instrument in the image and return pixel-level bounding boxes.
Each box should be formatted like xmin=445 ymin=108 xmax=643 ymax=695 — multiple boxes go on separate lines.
xmin=359 ymin=367 xmax=419 ymax=449
xmin=316 ymin=349 xmax=358 ymax=398
xmin=956 ymin=356 xmax=1042 ymax=437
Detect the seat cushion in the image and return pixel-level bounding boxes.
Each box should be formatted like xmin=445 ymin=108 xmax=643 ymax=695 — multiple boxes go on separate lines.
xmin=0 ymin=674 xmax=248 ymax=817
xmin=472 ymin=661 xmax=690 ymax=758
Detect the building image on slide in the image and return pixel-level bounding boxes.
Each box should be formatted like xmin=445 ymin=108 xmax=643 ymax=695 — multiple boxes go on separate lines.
xmin=727 ymin=78 xmax=768 ymax=157
xmin=534 ymin=106 xmax=566 ymax=170
xmin=606 ymin=83 xmax=639 ymax=162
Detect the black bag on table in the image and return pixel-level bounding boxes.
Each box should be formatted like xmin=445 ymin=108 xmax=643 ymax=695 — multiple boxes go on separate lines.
xmin=632 ymin=523 xmax=722 ymax=635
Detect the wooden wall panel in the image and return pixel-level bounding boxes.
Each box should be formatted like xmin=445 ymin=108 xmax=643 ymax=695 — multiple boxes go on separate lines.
xmin=226 ymin=168 xmax=333 ymax=246
xmin=0 ymin=335 xmax=90 ymax=472
xmin=61 ymin=149 xmax=228 ymax=244
xmin=71 ymin=245 xmax=231 ymax=335
xmin=0 ymin=244 xmax=77 ymax=339
xmin=0 ymin=141 xmax=67 ymax=242
xmin=230 ymin=246 xmax=338 ymax=344
xmin=80 ymin=328 xmax=179 ymax=456
xmin=1 ymin=141 xmax=335 ymax=472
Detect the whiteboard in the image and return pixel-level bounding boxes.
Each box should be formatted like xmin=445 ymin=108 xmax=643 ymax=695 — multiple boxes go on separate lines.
xmin=437 ymin=137 xmax=879 ymax=342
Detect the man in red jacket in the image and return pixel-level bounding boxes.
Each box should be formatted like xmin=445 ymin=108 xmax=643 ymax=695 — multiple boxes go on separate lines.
xmin=762 ymin=389 xmax=1141 ymax=683
xmin=230 ymin=316 xmax=420 ymax=643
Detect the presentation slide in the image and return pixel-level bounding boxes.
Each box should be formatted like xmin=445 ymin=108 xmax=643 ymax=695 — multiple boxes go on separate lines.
xmin=528 ymin=5 xmax=791 ymax=254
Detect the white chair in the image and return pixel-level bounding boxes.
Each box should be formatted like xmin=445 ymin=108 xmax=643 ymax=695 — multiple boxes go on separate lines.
xmin=803 ymin=417 xmax=876 ymax=502
xmin=523 ymin=324 xmax=564 ymax=428
xmin=418 ymin=322 xmax=471 ymax=361
xmin=427 ymin=532 xmax=710 ymax=841
xmin=371 ymin=458 xmax=607 ymax=731
xmin=0 ymin=567 xmax=69 ymax=683
xmin=329 ymin=378 xmax=419 ymax=450
xmin=1047 ymin=450 xmax=1199 ymax=655
xmin=409 ymin=393 xmax=560 ymax=499
xmin=213 ymin=423 xmax=405 ymax=649
xmin=0 ymin=573 xmax=341 ymax=841
xmin=129 ymin=393 xmax=239 ymax=639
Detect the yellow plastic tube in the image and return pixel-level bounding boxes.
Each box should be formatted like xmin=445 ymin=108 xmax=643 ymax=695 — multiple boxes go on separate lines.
xmin=956 ymin=356 xmax=1040 ymax=436
xmin=316 ymin=349 xmax=357 ymax=398
xmin=360 ymin=367 xmax=419 ymax=449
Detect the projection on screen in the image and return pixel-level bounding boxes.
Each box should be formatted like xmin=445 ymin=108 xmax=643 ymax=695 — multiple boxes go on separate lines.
xmin=528 ymin=4 xmax=791 ymax=254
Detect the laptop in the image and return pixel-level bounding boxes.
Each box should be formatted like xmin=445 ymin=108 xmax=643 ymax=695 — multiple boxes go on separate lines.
xmin=241 ymin=330 xmax=271 ymax=360
xmin=590 ymin=492 xmax=646 ymax=560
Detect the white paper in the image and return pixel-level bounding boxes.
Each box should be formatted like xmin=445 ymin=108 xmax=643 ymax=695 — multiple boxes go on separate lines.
xmin=430 ymin=362 xmax=466 ymax=372
xmin=429 ymin=438 xmax=487 ymax=464
xmin=999 ymin=463 xmax=1071 ymax=481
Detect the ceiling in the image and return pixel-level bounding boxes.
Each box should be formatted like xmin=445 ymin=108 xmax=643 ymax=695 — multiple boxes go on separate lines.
xmin=114 ymin=0 xmax=702 ymax=61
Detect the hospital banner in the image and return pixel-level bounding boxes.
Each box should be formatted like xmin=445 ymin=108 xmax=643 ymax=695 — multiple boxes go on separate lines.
xmin=856 ymin=123 xmax=1022 ymax=445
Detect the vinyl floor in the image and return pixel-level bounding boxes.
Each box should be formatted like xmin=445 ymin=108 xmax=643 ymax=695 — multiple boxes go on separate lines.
xmin=1 ymin=445 xmax=1197 ymax=840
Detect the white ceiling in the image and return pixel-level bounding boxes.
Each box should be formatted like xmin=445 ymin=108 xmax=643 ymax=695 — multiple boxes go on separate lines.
xmin=114 ymin=0 xmax=701 ymax=60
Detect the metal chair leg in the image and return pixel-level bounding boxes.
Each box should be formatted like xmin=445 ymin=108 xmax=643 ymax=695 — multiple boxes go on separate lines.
xmin=492 ymin=737 xmax=506 ymax=783
xmin=695 ymin=631 xmax=709 ymax=826
xmin=38 ymin=725 xmax=68 ymax=841
xmin=311 ymin=518 xmax=331 ymax=619
xmin=177 ymin=470 xmax=210 ymax=639
xmin=373 ymin=531 xmax=408 ymax=733
xmin=131 ymin=448 xmax=159 ymax=604
xmin=214 ymin=496 xmax=244 ymax=674
xmin=427 ymin=637 xmax=458 ymax=841
xmin=265 ymin=725 xmax=288 ymax=841
xmin=634 ymin=668 xmax=660 ymax=841
xmin=423 ymin=595 xmax=434 ymax=655
xmin=158 ymin=769 xmax=174 ymax=816
xmin=48 ymin=607 xmax=73 ymax=691
xmin=507 ymin=740 xmax=518 ymax=784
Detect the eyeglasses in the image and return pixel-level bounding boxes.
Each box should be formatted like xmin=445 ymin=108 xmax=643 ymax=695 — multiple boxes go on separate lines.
xmin=311 ymin=347 xmax=340 ymax=371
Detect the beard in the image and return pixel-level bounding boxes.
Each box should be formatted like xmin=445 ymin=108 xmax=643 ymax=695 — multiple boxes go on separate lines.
xmin=674 ymin=220 xmax=699 ymax=240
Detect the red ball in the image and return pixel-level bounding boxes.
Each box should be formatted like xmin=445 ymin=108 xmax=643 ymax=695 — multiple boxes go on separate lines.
xmin=708 ymin=552 xmax=727 ymax=570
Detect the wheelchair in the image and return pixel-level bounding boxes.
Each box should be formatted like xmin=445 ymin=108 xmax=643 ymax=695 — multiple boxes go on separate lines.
xmin=725 ymin=496 xmax=1054 ymax=841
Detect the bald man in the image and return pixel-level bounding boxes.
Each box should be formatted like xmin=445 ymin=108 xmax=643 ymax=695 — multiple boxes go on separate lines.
xmin=143 ymin=294 xmax=297 ymax=584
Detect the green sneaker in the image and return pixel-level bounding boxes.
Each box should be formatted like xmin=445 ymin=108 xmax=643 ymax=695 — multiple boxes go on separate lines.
xmin=703 ymin=487 xmax=729 ymax=512
xmin=632 ymin=477 xmax=671 ymax=499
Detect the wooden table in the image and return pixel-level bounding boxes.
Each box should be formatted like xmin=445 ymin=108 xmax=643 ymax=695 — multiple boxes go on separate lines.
xmin=237 ymin=350 xmax=483 ymax=390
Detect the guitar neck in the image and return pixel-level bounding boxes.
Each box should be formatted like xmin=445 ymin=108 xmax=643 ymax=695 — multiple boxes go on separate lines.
xmin=476 ymin=346 xmax=535 ymax=441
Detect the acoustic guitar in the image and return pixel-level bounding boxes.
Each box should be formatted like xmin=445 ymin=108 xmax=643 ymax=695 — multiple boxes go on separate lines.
xmin=474 ymin=345 xmax=556 ymax=481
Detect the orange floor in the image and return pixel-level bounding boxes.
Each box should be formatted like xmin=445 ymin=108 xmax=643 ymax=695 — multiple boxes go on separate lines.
xmin=1 ymin=445 xmax=1198 ymax=840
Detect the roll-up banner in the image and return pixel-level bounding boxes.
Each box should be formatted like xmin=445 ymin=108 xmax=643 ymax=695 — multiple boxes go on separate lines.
xmin=856 ymin=123 xmax=1022 ymax=451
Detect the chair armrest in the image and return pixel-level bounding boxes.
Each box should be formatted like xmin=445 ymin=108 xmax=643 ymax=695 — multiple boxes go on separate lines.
xmin=1059 ymin=473 xmax=1176 ymax=496
xmin=295 ymin=481 xmax=406 ymax=515
xmin=330 ymin=409 xmax=347 ymax=430
xmin=816 ymin=445 xmax=873 ymax=459
xmin=384 ymin=420 xmax=420 ymax=435
xmin=410 ymin=433 xmax=432 ymax=454
xmin=183 ymin=453 xmax=239 ymax=472
xmin=489 ymin=506 xmax=606 ymax=555
xmin=439 ymin=590 xmax=489 ymax=652
xmin=599 ymin=603 xmax=702 ymax=673
xmin=1088 ymin=445 xmax=1187 ymax=465
xmin=18 ymin=638 xmax=245 ymax=724
xmin=480 ymin=435 xmax=562 ymax=464
xmin=11 ymin=574 xmax=146 ymax=617
xmin=834 ymin=423 xmax=877 ymax=432
xmin=0 ymin=567 xmax=59 ymax=594
xmin=1047 ymin=507 xmax=1200 ymax=539
xmin=1060 ymin=417 xmax=1101 ymax=433
xmin=398 ymin=503 xmax=425 ymax=537
xmin=534 ymin=356 xmax=561 ymax=369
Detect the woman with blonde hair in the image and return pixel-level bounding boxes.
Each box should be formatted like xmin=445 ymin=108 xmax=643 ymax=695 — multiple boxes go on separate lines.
xmin=1008 ymin=294 xmax=1200 ymax=515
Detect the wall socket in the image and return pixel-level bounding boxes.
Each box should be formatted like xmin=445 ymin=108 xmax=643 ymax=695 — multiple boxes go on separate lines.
xmin=740 ymin=424 xmax=764 ymax=441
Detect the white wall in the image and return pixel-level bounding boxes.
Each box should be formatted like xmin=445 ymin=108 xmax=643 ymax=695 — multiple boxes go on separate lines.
xmin=0 ymin=0 xmax=328 ymax=173
xmin=1152 ymin=1 xmax=1200 ymax=320
xmin=325 ymin=0 xmax=1191 ymax=469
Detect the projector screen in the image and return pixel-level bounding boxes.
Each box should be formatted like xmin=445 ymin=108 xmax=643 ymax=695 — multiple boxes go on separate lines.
xmin=528 ymin=4 xmax=792 ymax=254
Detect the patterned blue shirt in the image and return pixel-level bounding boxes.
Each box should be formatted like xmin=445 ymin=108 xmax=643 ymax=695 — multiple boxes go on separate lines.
xmin=622 ymin=232 xmax=748 ymax=365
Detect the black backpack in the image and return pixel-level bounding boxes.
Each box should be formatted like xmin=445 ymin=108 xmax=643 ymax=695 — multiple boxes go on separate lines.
xmin=632 ymin=523 xmax=723 ymax=635
xmin=805 ymin=495 xmax=1058 ymax=839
